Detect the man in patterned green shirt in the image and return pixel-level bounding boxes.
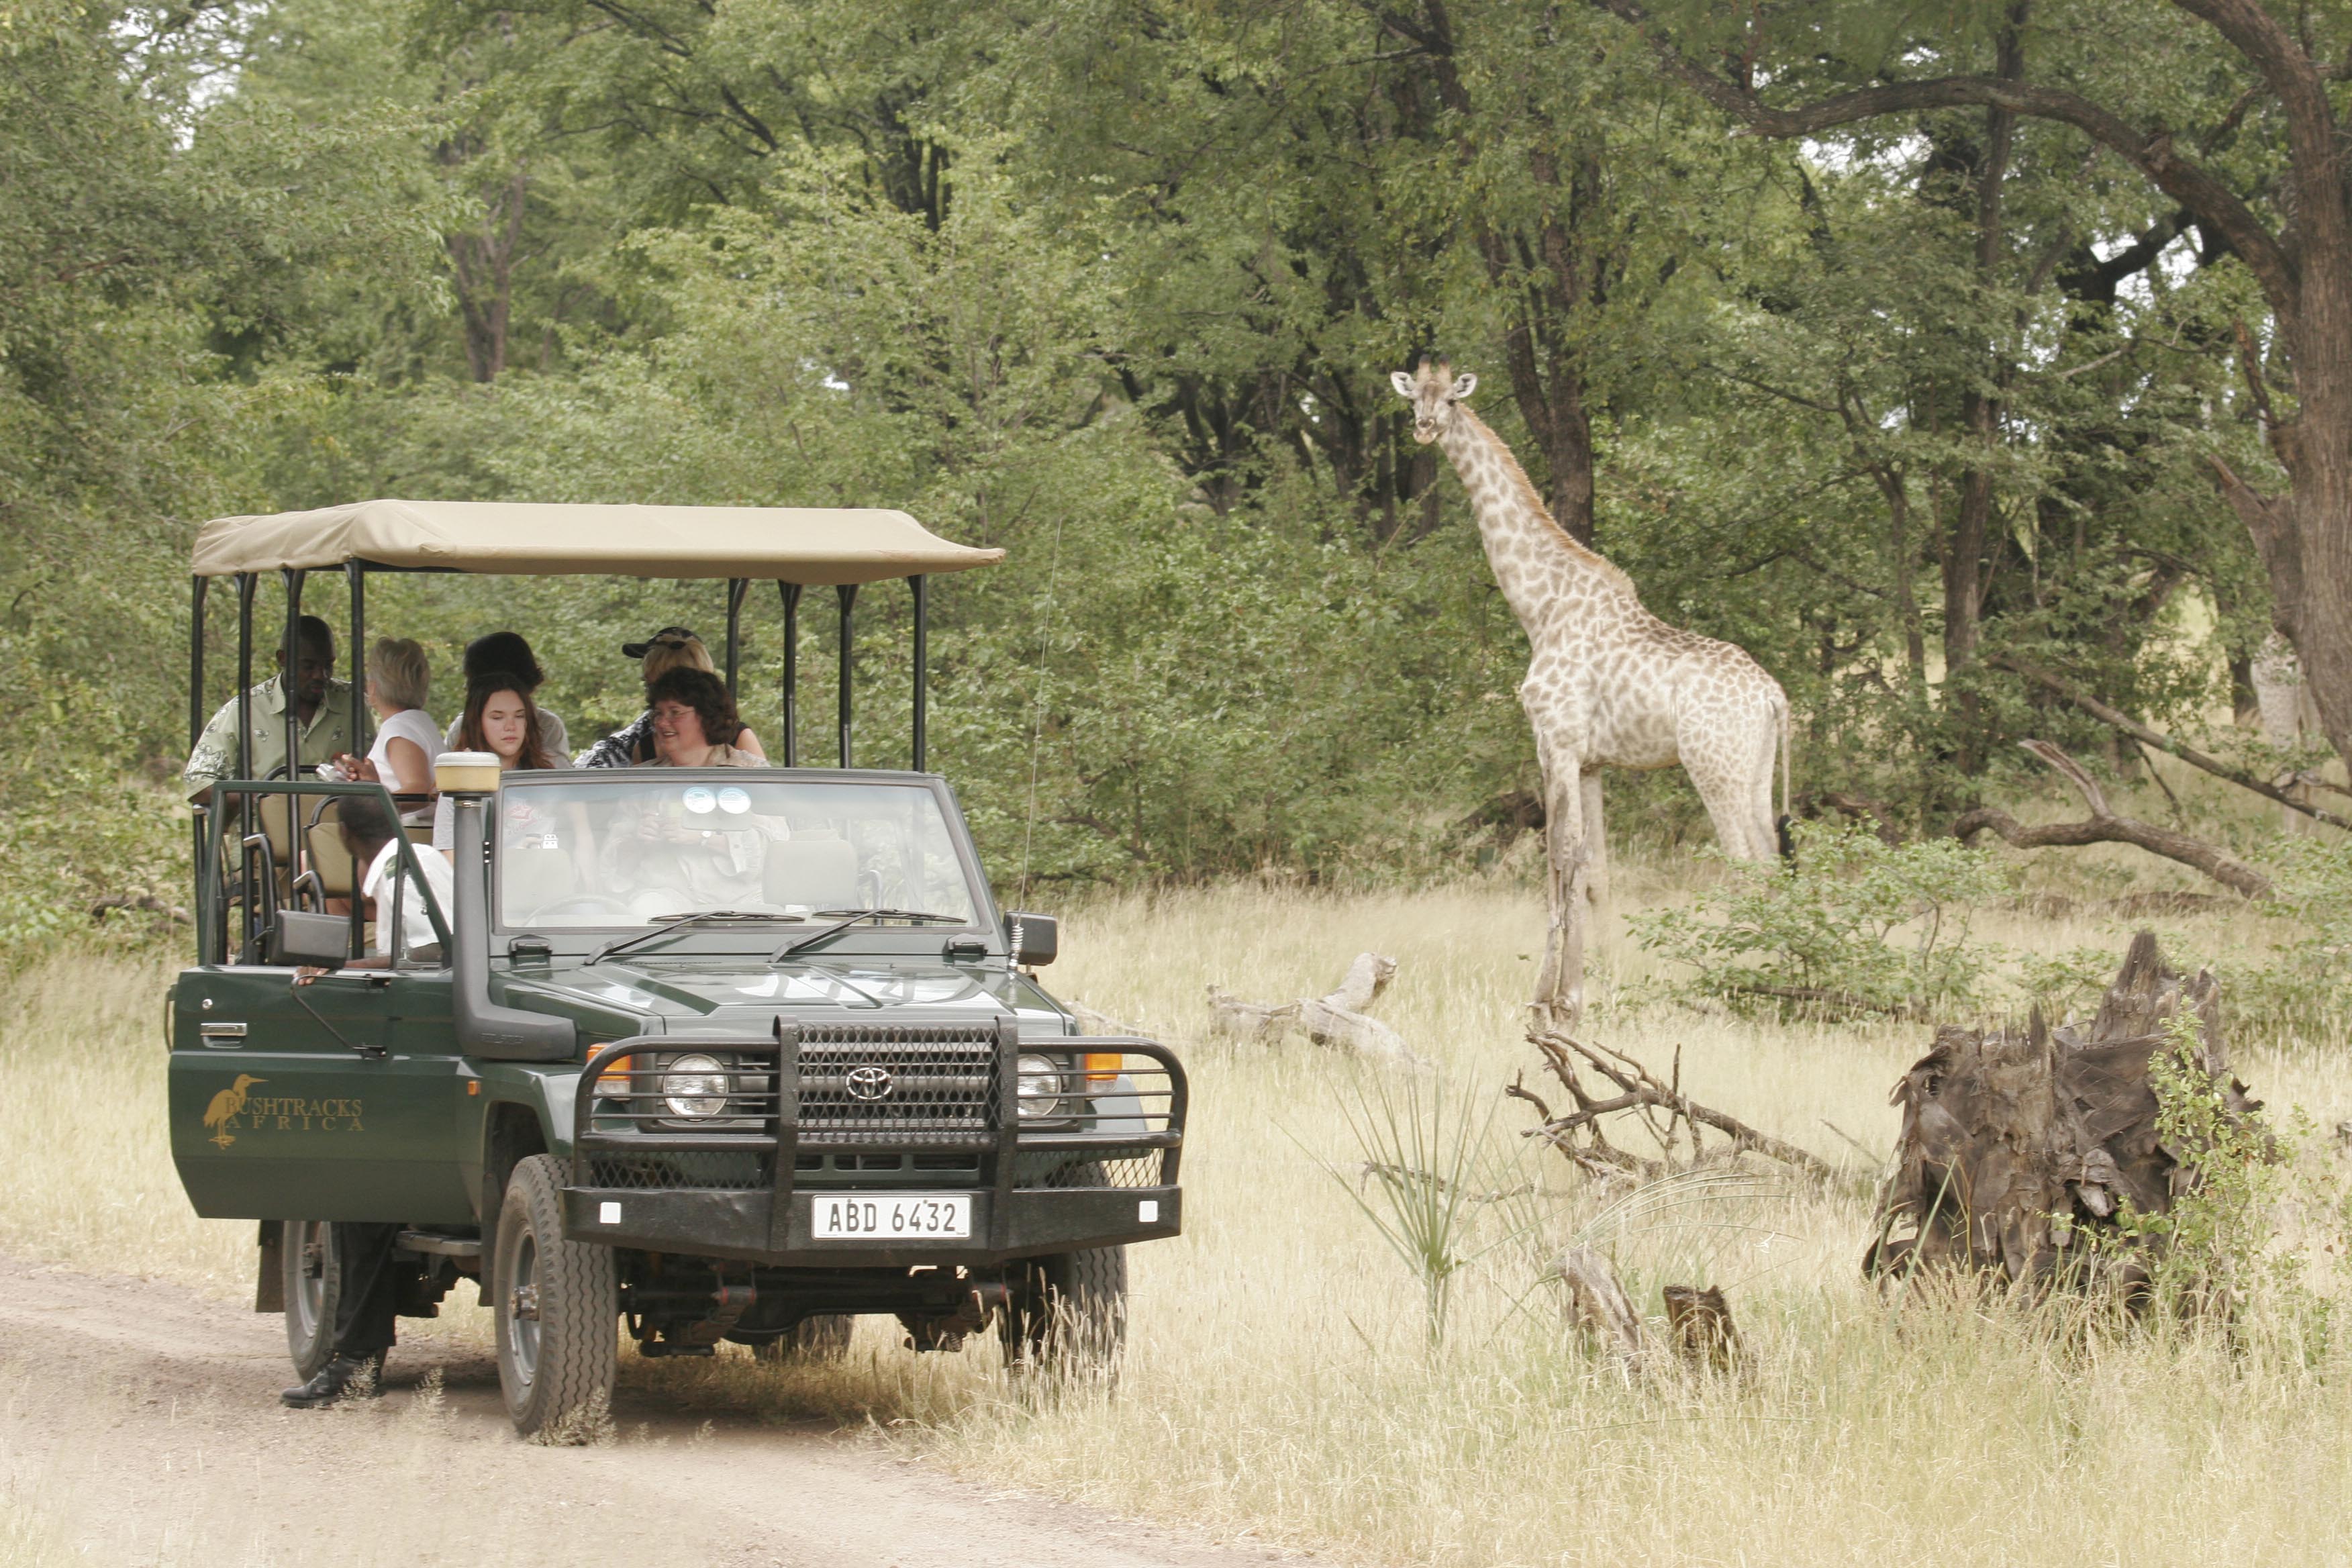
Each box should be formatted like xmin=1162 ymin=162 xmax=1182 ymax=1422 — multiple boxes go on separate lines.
xmin=183 ymin=615 xmax=360 ymax=801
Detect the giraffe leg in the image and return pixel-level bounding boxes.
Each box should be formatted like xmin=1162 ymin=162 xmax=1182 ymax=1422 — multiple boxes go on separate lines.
xmin=1690 ymin=765 xmax=1767 ymax=863
xmin=1581 ymin=771 xmax=1608 ymax=912
xmin=1532 ymin=756 xmax=1588 ymax=1026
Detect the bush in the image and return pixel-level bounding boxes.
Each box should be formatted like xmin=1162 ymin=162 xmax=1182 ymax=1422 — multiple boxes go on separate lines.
xmin=1629 ymin=820 xmax=2014 ymax=1017
xmin=2230 ymin=835 xmax=2352 ymax=1045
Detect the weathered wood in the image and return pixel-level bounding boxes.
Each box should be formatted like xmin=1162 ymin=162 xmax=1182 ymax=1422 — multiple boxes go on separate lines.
xmin=1953 ymin=740 xmax=2273 ymax=899
xmin=89 ymin=893 xmax=191 ymax=925
xmin=1867 ymin=930 xmax=2265 ymax=1294
xmin=1518 ymin=1030 xmax=1837 ymax=1181
xmin=1662 ymin=1285 xmax=1739 ymax=1371
xmin=1554 ymin=1246 xmax=1648 ymax=1369
xmin=1209 ymin=953 xmax=1428 ymax=1067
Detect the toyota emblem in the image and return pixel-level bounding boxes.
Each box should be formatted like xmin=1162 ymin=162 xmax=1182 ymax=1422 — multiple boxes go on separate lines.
xmin=844 ymin=1065 xmax=895 ymax=1101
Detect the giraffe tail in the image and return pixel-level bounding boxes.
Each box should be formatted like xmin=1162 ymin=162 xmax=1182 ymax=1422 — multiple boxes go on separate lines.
xmin=1774 ymin=696 xmax=1796 ymax=861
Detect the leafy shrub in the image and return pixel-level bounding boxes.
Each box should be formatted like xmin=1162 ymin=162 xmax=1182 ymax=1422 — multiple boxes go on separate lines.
xmin=1629 ymin=820 xmax=2014 ymax=1017
xmin=2230 ymin=835 xmax=2352 ymax=1045
xmin=2105 ymin=1010 xmax=2296 ymax=1318
xmin=0 ymin=739 xmax=192 ymax=959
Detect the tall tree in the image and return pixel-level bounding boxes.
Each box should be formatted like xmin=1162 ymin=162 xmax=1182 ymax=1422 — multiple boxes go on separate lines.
xmin=1593 ymin=0 xmax=2352 ymax=767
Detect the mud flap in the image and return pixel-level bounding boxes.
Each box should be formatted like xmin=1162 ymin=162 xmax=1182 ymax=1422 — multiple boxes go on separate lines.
xmin=255 ymin=1220 xmax=285 ymax=1313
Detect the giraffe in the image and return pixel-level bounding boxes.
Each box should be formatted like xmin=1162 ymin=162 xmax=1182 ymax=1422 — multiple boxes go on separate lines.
xmin=1391 ymin=358 xmax=1790 ymax=1022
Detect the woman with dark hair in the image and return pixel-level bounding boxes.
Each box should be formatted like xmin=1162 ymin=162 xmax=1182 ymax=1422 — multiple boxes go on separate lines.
xmin=643 ymin=667 xmax=761 ymax=768
xmin=442 ymin=630 xmax=569 ymax=756
xmin=433 ymin=675 xmax=572 ymax=852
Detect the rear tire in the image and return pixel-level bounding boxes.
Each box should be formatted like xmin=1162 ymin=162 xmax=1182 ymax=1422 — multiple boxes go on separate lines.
xmin=283 ymin=1220 xmax=339 ymax=1379
xmin=493 ymin=1154 xmax=617 ymax=1439
xmin=1001 ymin=1246 xmax=1126 ymax=1375
xmin=750 ymin=1314 xmax=855 ymax=1363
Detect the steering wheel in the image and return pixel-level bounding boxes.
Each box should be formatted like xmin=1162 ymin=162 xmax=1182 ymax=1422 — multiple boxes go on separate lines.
xmin=522 ymin=893 xmax=637 ymax=924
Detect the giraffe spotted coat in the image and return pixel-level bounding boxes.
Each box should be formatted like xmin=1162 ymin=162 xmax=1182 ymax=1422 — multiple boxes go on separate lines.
xmin=1393 ymin=360 xmax=1790 ymax=1017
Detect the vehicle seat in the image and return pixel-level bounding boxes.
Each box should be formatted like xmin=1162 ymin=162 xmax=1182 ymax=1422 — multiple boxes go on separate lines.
xmin=303 ymin=799 xmax=356 ymax=900
xmin=764 ymin=839 xmax=858 ymax=910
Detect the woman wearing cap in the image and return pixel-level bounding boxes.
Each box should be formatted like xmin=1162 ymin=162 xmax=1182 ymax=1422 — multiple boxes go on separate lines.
xmin=577 ymin=628 xmax=764 ymax=768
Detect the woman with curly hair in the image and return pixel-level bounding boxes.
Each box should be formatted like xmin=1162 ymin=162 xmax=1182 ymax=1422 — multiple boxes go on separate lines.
xmin=643 ymin=667 xmax=761 ymax=768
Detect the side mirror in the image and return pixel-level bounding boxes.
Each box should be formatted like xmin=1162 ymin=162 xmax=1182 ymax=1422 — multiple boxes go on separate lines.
xmin=270 ymin=909 xmax=350 ymax=968
xmin=1003 ymin=912 xmax=1058 ymax=967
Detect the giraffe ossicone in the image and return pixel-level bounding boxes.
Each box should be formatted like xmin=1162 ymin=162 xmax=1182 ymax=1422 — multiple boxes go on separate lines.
xmin=1393 ymin=358 xmax=1791 ymax=1023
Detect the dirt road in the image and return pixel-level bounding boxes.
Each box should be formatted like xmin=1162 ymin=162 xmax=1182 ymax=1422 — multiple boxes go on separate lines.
xmin=0 ymin=1255 xmax=1305 ymax=1568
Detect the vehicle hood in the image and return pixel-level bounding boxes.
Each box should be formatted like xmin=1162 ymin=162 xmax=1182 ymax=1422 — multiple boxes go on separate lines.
xmin=493 ymin=957 xmax=1063 ymax=1038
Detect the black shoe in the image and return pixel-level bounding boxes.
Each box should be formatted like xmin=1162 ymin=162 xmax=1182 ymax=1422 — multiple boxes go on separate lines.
xmin=281 ymin=1354 xmax=381 ymax=1408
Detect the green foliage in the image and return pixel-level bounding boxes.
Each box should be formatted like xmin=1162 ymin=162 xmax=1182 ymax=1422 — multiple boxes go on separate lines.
xmin=2229 ymin=836 xmax=2352 ymax=1045
xmin=0 ymin=0 xmax=2339 ymax=960
xmin=1630 ymin=822 xmax=2015 ymax=1016
xmin=2112 ymin=1011 xmax=2292 ymax=1316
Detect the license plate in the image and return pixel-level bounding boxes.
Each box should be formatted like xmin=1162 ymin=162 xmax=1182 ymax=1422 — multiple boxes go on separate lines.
xmin=811 ymin=1193 xmax=972 ymax=1240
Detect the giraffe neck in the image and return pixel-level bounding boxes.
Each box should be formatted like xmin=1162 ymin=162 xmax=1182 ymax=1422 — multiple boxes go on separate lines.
xmin=1436 ymin=407 xmax=1632 ymax=636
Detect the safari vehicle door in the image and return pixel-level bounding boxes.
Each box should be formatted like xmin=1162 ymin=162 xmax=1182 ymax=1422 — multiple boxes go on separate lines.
xmin=169 ymin=781 xmax=473 ymax=1224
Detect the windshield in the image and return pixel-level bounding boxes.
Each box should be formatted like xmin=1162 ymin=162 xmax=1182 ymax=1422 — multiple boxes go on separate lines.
xmin=495 ymin=776 xmax=983 ymax=931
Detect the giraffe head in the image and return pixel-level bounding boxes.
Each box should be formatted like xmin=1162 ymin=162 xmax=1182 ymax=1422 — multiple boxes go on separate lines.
xmin=1389 ymin=357 xmax=1477 ymax=444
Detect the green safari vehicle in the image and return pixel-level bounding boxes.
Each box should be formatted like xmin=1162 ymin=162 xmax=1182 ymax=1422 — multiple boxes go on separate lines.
xmin=168 ymin=500 xmax=1185 ymax=1435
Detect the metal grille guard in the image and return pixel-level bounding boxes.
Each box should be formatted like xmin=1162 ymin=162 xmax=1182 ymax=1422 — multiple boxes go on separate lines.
xmin=570 ymin=1019 xmax=1185 ymax=1252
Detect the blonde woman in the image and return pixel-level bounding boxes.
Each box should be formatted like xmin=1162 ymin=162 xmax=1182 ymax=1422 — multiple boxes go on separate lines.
xmin=332 ymin=638 xmax=440 ymax=797
xmin=577 ymin=626 xmax=764 ymax=767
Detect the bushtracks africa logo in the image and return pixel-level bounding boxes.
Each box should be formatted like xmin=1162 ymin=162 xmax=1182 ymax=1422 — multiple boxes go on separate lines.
xmin=199 ymin=1076 xmax=366 ymax=1148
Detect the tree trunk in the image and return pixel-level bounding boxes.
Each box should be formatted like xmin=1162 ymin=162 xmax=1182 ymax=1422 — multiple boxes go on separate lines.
xmin=1943 ymin=7 xmax=2024 ymax=776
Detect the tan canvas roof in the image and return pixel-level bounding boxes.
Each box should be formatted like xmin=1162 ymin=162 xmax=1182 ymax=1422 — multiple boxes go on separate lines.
xmin=190 ymin=499 xmax=1005 ymax=584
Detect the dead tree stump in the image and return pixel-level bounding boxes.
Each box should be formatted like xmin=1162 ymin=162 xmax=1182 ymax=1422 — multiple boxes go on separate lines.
xmin=1867 ymin=930 xmax=2263 ymax=1293
xmin=1662 ymin=1285 xmax=1739 ymax=1370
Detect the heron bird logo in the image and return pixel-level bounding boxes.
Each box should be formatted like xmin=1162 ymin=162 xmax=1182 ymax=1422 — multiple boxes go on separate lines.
xmin=203 ymin=1075 xmax=264 ymax=1150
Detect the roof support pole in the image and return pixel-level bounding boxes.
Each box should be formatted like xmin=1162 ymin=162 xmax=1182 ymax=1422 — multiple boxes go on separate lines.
xmin=282 ymin=568 xmax=306 ymax=912
xmin=281 ymin=567 xmax=305 ymax=785
xmin=348 ymin=562 xmax=369 ymax=759
xmin=346 ymin=562 xmax=369 ymax=959
xmin=836 ymin=583 xmax=858 ymax=769
xmin=724 ymin=576 xmax=748 ymax=697
xmin=777 ymin=581 xmax=801 ymax=767
xmin=234 ymin=573 xmax=255 ymax=780
xmin=189 ymin=574 xmax=208 ymax=897
xmin=235 ymin=572 xmax=256 ymax=957
xmin=910 ymin=575 xmax=927 ymax=773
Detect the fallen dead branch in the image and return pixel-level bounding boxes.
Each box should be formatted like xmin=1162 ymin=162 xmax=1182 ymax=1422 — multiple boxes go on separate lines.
xmin=1210 ymin=951 xmax=1428 ymax=1067
xmin=1509 ymin=1030 xmax=1836 ymax=1183
xmin=89 ymin=893 xmax=191 ymax=925
xmin=1554 ymin=1246 xmax=1648 ymax=1369
xmin=1953 ymin=740 xmax=2272 ymax=898
xmin=1988 ymin=652 xmax=2350 ymax=830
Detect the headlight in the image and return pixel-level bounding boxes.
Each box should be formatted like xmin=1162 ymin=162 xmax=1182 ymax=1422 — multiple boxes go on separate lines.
xmin=660 ymin=1052 xmax=730 ymax=1118
xmin=1016 ymin=1052 xmax=1067 ymax=1120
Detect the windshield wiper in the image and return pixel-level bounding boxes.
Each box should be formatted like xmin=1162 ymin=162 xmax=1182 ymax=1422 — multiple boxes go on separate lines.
xmin=771 ymin=908 xmax=967 ymax=961
xmin=590 ymin=910 xmax=803 ymax=965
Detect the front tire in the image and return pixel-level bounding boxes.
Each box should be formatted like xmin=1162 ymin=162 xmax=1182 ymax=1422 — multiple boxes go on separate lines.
xmin=283 ymin=1220 xmax=339 ymax=1379
xmin=1001 ymin=1246 xmax=1127 ymax=1375
xmin=493 ymin=1154 xmax=617 ymax=1439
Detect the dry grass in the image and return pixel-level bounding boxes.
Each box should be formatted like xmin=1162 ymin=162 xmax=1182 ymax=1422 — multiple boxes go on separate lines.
xmin=5 ymin=765 xmax=2352 ymax=1565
